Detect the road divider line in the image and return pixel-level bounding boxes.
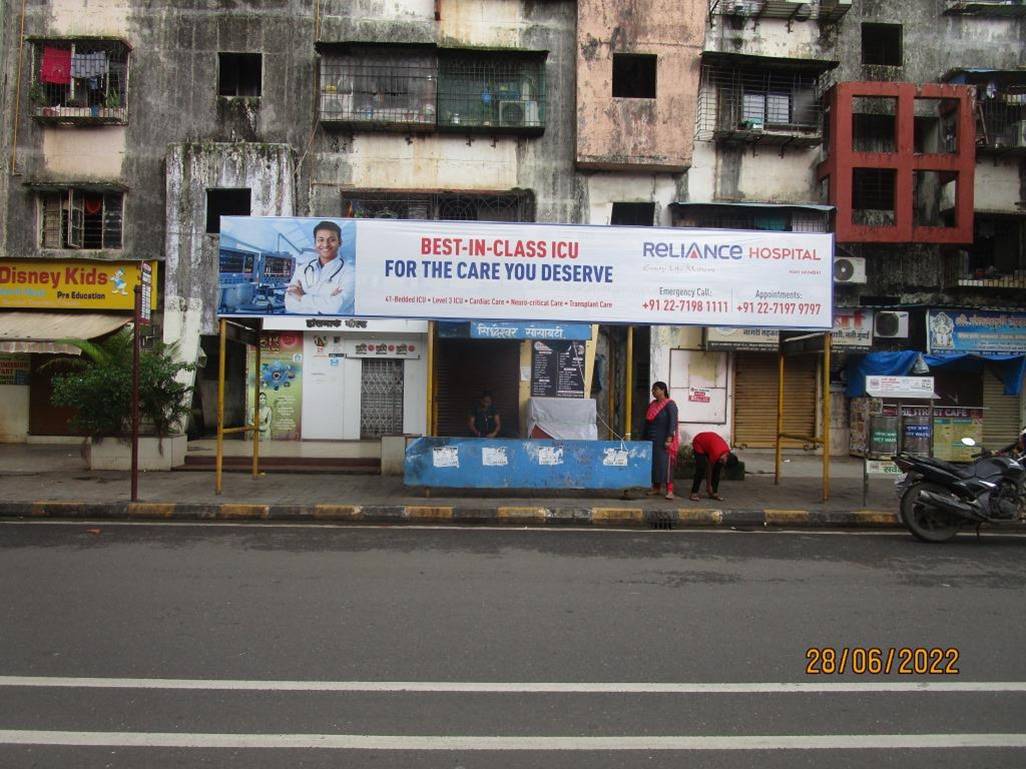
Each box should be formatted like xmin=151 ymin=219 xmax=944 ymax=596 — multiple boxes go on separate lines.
xmin=2 ymin=677 xmax=1025 ymax=693
xmin=1 ymin=730 xmax=1024 ymax=750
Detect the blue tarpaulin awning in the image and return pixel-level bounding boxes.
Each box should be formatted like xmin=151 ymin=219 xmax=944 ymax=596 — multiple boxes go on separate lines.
xmin=846 ymin=351 xmax=1026 ymax=397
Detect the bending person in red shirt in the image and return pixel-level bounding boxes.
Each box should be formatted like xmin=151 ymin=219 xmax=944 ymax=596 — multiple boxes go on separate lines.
xmin=689 ymin=431 xmax=738 ymax=502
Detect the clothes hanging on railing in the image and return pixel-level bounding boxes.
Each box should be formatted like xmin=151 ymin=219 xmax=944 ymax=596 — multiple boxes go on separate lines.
xmin=71 ymin=51 xmax=109 ymax=79
xmin=41 ymin=46 xmax=72 ymax=85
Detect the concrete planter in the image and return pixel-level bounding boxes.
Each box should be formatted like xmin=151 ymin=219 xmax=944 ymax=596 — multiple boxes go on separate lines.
xmin=88 ymin=434 xmax=187 ymax=471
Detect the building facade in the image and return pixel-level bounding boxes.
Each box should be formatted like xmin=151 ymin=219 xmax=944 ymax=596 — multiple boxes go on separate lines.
xmin=0 ymin=0 xmax=1023 ymax=454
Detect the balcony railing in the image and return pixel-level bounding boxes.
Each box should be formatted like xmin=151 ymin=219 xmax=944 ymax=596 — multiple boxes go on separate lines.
xmin=697 ymin=64 xmax=827 ymax=146
xmin=944 ymin=0 xmax=1026 ymax=15
xmin=319 ymin=53 xmax=545 ymax=134
xmin=30 ymin=39 xmax=129 ymax=125
xmin=709 ymin=0 xmax=851 ymax=23
xmin=944 ymin=250 xmax=1026 ymax=289
xmin=977 ymin=94 xmax=1026 ymax=153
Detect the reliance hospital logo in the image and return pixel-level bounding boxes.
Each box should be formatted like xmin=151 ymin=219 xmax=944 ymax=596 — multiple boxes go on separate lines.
xmin=642 ymin=240 xmax=822 ymax=261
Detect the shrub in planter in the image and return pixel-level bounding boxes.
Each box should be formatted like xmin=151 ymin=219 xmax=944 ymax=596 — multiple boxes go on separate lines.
xmin=49 ymin=328 xmax=195 ymax=442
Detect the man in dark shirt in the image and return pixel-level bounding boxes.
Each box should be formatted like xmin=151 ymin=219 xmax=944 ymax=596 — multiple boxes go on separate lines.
xmin=468 ymin=391 xmax=501 ymax=438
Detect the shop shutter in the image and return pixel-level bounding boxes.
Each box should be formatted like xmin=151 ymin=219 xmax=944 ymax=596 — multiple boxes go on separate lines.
xmin=435 ymin=339 xmax=521 ymax=437
xmin=734 ymin=352 xmax=818 ymax=448
xmin=982 ymin=368 xmax=1022 ymax=449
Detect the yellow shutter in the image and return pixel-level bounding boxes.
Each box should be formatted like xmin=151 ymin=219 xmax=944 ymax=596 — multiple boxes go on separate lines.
xmin=734 ymin=352 xmax=818 ymax=448
xmin=982 ymin=368 xmax=1021 ymax=449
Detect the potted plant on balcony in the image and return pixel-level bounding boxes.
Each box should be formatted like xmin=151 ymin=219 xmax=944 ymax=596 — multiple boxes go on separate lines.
xmin=49 ymin=327 xmax=195 ymax=471
xmin=103 ymin=91 xmax=121 ymax=119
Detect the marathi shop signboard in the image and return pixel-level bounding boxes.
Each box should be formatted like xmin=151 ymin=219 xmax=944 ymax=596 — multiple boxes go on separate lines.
xmin=218 ymin=217 xmax=833 ymax=329
xmin=0 ymin=260 xmax=158 ymax=311
xmin=928 ymin=309 xmax=1026 ymax=354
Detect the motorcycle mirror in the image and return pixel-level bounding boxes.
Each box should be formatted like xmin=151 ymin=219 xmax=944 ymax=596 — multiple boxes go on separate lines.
xmin=960 ymin=437 xmax=977 ymax=447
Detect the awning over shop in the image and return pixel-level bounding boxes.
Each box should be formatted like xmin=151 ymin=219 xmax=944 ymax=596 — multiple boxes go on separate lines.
xmin=0 ymin=312 xmax=130 ymax=355
xmin=846 ymin=351 xmax=1026 ymax=397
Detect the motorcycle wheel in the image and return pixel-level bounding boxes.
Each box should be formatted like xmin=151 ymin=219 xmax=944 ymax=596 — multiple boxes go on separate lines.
xmin=900 ymin=482 xmax=962 ymax=543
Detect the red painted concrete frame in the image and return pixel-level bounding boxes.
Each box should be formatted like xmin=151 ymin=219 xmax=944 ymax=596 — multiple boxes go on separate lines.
xmin=817 ymin=82 xmax=975 ymax=244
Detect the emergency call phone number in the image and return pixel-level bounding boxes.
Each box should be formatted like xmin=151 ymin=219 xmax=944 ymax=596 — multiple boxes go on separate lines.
xmin=640 ymin=300 xmax=823 ymax=315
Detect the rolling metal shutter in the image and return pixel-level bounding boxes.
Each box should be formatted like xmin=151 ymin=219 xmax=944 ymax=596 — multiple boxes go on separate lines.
xmin=982 ymin=368 xmax=1021 ymax=449
xmin=435 ymin=339 xmax=521 ymax=437
xmin=734 ymin=352 xmax=818 ymax=448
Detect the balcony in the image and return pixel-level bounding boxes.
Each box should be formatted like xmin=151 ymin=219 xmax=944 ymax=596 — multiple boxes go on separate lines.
xmin=28 ymin=38 xmax=129 ymax=126
xmin=944 ymin=0 xmax=1026 ymax=15
xmin=696 ymin=55 xmax=832 ymax=149
xmin=943 ymin=216 xmax=1026 ymax=289
xmin=318 ymin=47 xmax=546 ymax=135
xmin=710 ymin=0 xmax=851 ymax=25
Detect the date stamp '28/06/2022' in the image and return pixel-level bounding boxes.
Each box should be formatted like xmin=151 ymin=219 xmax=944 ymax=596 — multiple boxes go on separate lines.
xmin=805 ymin=647 xmax=960 ymax=676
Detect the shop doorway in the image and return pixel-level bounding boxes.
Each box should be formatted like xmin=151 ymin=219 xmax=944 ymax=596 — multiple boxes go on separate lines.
xmin=360 ymin=358 xmax=405 ymax=438
xmin=436 ymin=339 xmax=520 ymax=437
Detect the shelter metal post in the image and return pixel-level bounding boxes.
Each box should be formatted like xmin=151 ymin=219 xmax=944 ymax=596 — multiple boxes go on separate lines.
xmin=625 ymin=326 xmax=634 ymax=440
xmin=252 ymin=332 xmax=261 ymax=479
xmin=775 ymin=347 xmax=784 ymax=485
xmin=216 ymin=319 xmax=226 ymax=495
xmin=822 ymin=333 xmax=831 ymax=502
xmin=427 ymin=321 xmax=436 ymax=436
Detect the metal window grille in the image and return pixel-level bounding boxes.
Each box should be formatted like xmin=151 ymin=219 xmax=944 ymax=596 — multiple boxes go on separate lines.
xmin=708 ymin=0 xmax=851 ymax=22
xmin=697 ymin=64 xmax=826 ymax=142
xmin=852 ymin=169 xmax=896 ymax=225
xmin=32 ymin=40 xmax=129 ymax=123
xmin=943 ymin=218 xmax=1026 ymax=288
xmin=360 ymin=358 xmax=405 ymax=438
xmin=437 ymin=55 xmax=545 ymax=130
xmin=672 ymin=206 xmax=828 ymax=232
xmin=978 ymin=90 xmax=1026 ymax=150
xmin=320 ymin=53 xmax=437 ymax=126
xmin=342 ymin=191 xmax=535 ymax=223
xmin=40 ymin=190 xmax=123 ymax=250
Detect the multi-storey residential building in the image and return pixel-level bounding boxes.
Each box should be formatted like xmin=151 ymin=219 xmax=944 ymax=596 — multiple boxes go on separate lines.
xmin=0 ymin=0 xmax=1022 ymax=459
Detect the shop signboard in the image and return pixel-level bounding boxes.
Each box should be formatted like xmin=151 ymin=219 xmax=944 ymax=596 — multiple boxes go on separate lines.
xmin=261 ymin=317 xmax=429 ymax=333
xmin=0 ymin=260 xmax=158 ymax=311
xmin=0 ymin=354 xmax=30 ymax=385
xmin=344 ymin=340 xmax=421 ymax=359
xmin=933 ymin=407 xmax=984 ymax=462
xmin=831 ymin=309 xmax=873 ymax=350
xmin=927 ymin=309 xmax=1026 ymax=354
xmin=219 ymin=217 xmax=833 ymax=329
xmin=246 ymin=332 xmax=303 ymax=441
xmin=531 ymin=339 xmax=587 ymax=398
xmin=866 ymin=376 xmax=936 ymax=399
xmin=470 ymin=321 xmax=592 ymax=340
xmin=705 ymin=326 xmax=779 ymax=350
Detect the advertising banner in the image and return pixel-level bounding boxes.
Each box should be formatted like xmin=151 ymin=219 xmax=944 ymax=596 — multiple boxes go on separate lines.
xmin=0 ymin=260 xmax=158 ymax=311
xmin=0 ymin=354 xmax=30 ymax=385
xmin=219 ymin=217 xmax=833 ymax=330
xmin=928 ymin=309 xmax=1026 ymax=354
xmin=246 ymin=332 xmax=303 ymax=440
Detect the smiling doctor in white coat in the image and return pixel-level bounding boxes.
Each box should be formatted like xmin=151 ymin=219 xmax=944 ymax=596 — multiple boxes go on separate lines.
xmin=284 ymin=220 xmax=353 ymax=315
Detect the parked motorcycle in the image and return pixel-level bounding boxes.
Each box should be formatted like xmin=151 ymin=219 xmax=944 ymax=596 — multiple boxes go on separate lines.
xmin=894 ymin=431 xmax=1026 ymax=543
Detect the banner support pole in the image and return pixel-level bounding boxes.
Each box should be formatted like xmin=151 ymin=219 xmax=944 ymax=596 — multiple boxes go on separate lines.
xmin=216 ymin=319 xmax=226 ymax=495
xmin=624 ymin=326 xmax=634 ymax=440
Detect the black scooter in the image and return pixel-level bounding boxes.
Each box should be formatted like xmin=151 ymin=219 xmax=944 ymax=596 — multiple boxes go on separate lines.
xmin=894 ymin=431 xmax=1026 ymax=543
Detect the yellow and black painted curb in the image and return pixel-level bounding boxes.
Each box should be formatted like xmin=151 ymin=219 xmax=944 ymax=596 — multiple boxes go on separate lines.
xmin=1 ymin=501 xmax=906 ymax=528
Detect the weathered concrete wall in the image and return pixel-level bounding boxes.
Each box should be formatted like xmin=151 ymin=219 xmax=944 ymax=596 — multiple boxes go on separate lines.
xmin=575 ymin=0 xmax=705 ymax=171
xmin=975 ymin=160 xmax=1022 ymax=213
xmin=0 ymin=384 xmax=30 ymax=442
xmin=584 ymin=174 xmax=679 ymax=226
xmin=164 ymin=143 xmax=296 ymax=368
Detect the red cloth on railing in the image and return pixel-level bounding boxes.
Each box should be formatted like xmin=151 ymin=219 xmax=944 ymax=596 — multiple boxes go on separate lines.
xmin=41 ymin=46 xmax=72 ymax=85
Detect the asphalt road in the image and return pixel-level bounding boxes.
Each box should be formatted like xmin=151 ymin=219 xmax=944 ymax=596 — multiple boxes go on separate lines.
xmin=1 ymin=521 xmax=1025 ymax=768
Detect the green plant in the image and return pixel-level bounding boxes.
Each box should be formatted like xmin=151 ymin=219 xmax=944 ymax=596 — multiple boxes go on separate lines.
xmin=49 ymin=328 xmax=195 ymax=439
xmin=28 ymin=81 xmax=44 ymax=105
xmin=104 ymin=91 xmax=121 ymax=109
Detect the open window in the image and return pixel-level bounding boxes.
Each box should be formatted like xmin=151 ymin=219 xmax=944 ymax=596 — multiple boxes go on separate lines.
xmin=612 ymin=54 xmax=657 ymax=99
xmin=30 ymin=38 xmax=129 ymax=124
xmin=206 ymin=188 xmax=252 ymax=234
xmin=218 ymin=53 xmax=262 ymax=97
xmin=40 ymin=189 xmax=123 ymax=250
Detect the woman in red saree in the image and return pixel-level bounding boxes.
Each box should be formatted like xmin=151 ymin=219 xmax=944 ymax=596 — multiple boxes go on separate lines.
xmin=642 ymin=381 xmax=679 ymax=500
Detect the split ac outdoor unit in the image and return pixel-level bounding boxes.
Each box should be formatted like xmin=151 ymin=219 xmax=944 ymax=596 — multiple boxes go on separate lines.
xmin=499 ymin=100 xmax=538 ymax=127
xmin=874 ymin=311 xmax=910 ymax=339
xmin=833 ymin=256 xmax=867 ymax=284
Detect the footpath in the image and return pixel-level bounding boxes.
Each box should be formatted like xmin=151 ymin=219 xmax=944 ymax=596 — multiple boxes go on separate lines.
xmin=0 ymin=443 xmax=913 ymax=530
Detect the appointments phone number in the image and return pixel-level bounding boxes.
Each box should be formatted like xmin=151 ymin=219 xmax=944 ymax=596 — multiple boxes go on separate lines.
xmin=640 ymin=299 xmax=823 ymax=315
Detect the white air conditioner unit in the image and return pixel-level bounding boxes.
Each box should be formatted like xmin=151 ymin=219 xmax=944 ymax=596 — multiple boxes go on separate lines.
xmin=874 ymin=311 xmax=910 ymax=339
xmin=499 ymin=100 xmax=539 ymax=127
xmin=833 ymin=256 xmax=867 ymax=284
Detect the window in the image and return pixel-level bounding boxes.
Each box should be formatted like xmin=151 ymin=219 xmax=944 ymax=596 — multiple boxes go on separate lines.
xmin=611 ymin=203 xmax=655 ymax=226
xmin=612 ymin=54 xmax=657 ymax=99
xmin=342 ymin=191 xmax=534 ymax=223
xmin=40 ymin=190 xmax=123 ymax=250
xmin=218 ymin=53 xmax=262 ymax=97
xmin=852 ymin=168 xmax=896 ymax=226
xmin=31 ymin=39 xmax=129 ymax=122
xmin=206 ymin=189 xmax=251 ymax=234
xmin=861 ymin=23 xmax=902 ymax=67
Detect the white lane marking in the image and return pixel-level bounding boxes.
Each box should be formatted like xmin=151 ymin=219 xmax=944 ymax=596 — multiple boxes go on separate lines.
xmin=1 ymin=730 xmax=1025 ymax=750
xmin=2 ymin=677 xmax=1026 ymax=694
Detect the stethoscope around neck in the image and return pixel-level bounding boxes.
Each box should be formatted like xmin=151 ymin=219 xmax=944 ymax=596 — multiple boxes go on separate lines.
xmin=302 ymin=258 xmax=344 ymax=286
